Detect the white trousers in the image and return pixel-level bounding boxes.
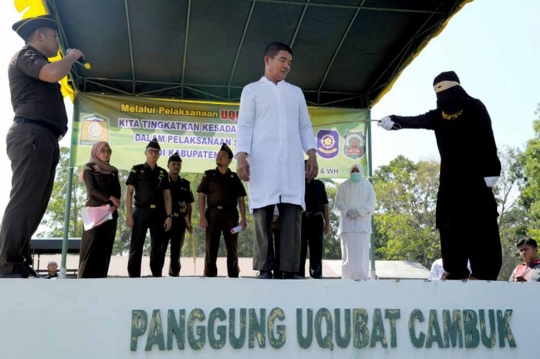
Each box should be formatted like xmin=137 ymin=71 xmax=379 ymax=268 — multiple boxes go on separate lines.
xmin=340 ymin=232 xmax=370 ymax=280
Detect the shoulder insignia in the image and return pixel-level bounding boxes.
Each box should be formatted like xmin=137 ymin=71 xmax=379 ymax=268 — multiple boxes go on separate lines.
xmin=131 ymin=164 xmax=144 ymax=173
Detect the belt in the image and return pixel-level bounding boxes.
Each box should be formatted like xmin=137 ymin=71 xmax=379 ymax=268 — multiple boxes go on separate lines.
xmin=304 ymin=212 xmax=322 ymax=217
xmin=135 ymin=203 xmax=157 ymax=209
xmin=14 ymin=117 xmax=64 ymax=141
xmin=208 ymin=205 xmax=236 ymax=210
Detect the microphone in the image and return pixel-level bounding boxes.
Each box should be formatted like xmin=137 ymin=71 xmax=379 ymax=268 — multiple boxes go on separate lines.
xmin=66 ymin=48 xmax=91 ymax=69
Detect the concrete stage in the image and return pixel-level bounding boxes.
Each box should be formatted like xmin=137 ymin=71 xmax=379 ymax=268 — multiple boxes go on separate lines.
xmin=35 ymin=255 xmax=431 ymax=279
xmin=0 ymin=277 xmax=535 ymax=358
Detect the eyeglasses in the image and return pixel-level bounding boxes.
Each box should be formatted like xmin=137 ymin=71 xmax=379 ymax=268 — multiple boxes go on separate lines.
xmin=100 ymin=149 xmax=112 ymax=154
xmin=146 ymin=149 xmax=160 ymax=155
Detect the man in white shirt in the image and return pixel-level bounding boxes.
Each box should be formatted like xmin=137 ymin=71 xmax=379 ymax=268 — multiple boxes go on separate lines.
xmin=235 ymin=42 xmax=318 ymax=279
xmin=428 ymin=259 xmax=446 ymax=280
xmin=429 ymin=258 xmax=471 ymax=280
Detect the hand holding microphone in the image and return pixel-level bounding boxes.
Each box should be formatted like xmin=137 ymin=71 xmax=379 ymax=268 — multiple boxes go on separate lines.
xmin=66 ymin=48 xmax=91 ymax=69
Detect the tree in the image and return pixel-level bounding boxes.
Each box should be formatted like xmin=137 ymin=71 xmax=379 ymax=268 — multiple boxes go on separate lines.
xmin=110 ymin=169 xmax=133 ymax=255
xmin=39 ymin=147 xmax=85 ymax=238
xmin=372 ymin=156 xmax=440 ymax=268
xmin=371 ymin=146 xmax=528 ymax=280
xmin=494 ymin=146 xmax=529 ymax=280
xmin=321 ymin=179 xmax=342 ymax=260
xmin=519 ymin=103 xmax=540 ymax=238
xmin=40 ymin=148 xmax=134 ymax=256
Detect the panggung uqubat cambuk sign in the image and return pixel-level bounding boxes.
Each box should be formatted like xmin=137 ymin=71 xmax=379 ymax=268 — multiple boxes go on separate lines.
xmin=0 ymin=279 xmax=533 ymax=358
xmin=71 ymin=93 xmax=369 ymax=178
xmin=130 ymin=307 xmax=516 ymax=353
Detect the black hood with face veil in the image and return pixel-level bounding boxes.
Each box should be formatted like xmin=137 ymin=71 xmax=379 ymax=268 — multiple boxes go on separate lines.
xmin=434 ymin=71 xmax=476 ymax=113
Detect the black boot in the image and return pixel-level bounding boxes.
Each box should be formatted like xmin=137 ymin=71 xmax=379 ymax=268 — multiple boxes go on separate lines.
xmin=256 ymin=270 xmax=273 ymax=279
xmin=282 ymin=272 xmax=303 ymax=280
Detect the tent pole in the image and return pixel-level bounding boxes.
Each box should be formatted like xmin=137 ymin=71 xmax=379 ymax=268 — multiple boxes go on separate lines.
xmin=60 ymin=97 xmax=79 ymax=279
xmin=60 ymin=167 xmax=73 ymax=279
xmin=366 ymin=111 xmax=377 ymax=280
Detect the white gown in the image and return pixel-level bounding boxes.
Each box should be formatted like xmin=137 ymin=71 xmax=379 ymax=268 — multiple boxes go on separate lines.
xmin=334 ymin=165 xmax=376 ymax=280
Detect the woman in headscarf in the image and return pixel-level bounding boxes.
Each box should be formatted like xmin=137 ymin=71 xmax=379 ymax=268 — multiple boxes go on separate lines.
xmin=78 ymin=141 xmax=121 ymax=278
xmin=334 ymin=164 xmax=376 ymax=280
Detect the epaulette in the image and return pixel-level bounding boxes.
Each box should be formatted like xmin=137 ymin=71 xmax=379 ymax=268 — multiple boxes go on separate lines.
xmin=130 ymin=164 xmax=144 ymax=173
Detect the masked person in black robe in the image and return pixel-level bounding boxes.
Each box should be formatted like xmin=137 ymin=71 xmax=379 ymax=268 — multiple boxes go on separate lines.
xmin=378 ymin=71 xmax=502 ymax=280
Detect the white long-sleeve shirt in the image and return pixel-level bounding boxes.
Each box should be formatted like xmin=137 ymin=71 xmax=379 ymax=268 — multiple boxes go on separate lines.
xmin=235 ymin=77 xmax=316 ymax=211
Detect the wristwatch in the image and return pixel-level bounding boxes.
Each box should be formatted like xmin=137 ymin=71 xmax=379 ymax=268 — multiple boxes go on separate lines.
xmin=167 ymin=214 xmax=173 ymax=218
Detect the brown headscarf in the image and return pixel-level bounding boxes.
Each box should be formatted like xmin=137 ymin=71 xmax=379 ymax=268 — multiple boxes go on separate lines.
xmin=78 ymin=141 xmax=118 ymax=182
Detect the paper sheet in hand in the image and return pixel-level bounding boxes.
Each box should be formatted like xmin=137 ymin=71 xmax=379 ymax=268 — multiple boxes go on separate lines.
xmin=81 ymin=205 xmax=113 ymax=231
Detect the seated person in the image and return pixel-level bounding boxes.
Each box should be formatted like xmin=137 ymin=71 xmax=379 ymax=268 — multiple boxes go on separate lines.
xmin=509 ymin=238 xmax=540 ymax=282
xmin=429 ymin=258 xmax=471 ymax=280
xmin=43 ymin=260 xmax=59 ymax=279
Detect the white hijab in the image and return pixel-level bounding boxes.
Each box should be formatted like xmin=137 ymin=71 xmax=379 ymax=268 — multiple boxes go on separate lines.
xmin=333 ymin=164 xmax=370 ymax=213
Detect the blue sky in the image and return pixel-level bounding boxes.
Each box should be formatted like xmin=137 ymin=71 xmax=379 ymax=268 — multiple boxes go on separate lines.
xmin=371 ymin=0 xmax=540 ymax=167
xmin=0 ymin=0 xmax=538 ymax=220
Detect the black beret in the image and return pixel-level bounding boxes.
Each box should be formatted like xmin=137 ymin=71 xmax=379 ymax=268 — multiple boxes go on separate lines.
xmin=433 ymin=71 xmax=460 ymax=86
xmin=220 ymin=143 xmax=233 ymax=159
xmin=146 ymin=138 xmax=161 ymax=150
xmin=168 ymin=151 xmax=182 ymax=164
xmin=12 ymin=15 xmax=57 ymax=41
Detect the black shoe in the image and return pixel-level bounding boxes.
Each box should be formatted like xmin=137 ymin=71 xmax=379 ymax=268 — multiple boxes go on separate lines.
xmin=282 ymin=272 xmax=304 ymax=280
xmin=273 ymin=271 xmax=283 ymax=280
xmin=256 ymin=270 xmax=273 ymax=279
xmin=25 ymin=265 xmax=40 ymax=278
xmin=0 ymin=263 xmax=29 ymax=278
xmin=0 ymin=273 xmax=26 ymax=278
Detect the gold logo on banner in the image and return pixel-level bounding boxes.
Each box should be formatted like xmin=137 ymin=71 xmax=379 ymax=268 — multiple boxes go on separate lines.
xmin=80 ymin=114 xmax=110 ymax=145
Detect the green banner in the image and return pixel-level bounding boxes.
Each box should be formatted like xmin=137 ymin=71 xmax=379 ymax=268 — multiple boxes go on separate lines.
xmin=72 ymin=93 xmax=368 ymax=178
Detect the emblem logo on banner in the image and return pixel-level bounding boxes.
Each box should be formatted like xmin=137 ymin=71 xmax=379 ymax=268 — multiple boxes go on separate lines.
xmin=343 ymin=130 xmax=366 ymax=159
xmin=317 ymin=129 xmax=339 ymax=159
xmin=80 ymin=114 xmax=110 ymax=146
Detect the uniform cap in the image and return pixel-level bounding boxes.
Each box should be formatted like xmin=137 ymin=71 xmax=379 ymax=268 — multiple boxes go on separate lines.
xmin=146 ymin=138 xmax=161 ymax=150
xmin=220 ymin=143 xmax=233 ymax=159
xmin=12 ymin=15 xmax=57 ymax=41
xmin=168 ymin=151 xmax=182 ymax=163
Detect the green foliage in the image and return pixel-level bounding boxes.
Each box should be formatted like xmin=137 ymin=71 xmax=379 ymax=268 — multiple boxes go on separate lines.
xmin=43 ymin=109 xmax=539 ymax=281
xmin=371 ymin=147 xmax=529 ymax=279
xmin=39 ymin=147 xmax=85 ymax=238
xmin=372 ymin=156 xmax=440 ymax=268
xmin=519 ymin=104 xmax=540 ymax=238
xmin=42 ymin=153 xmax=342 ymax=261
xmin=495 ymin=146 xmax=529 ymax=280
